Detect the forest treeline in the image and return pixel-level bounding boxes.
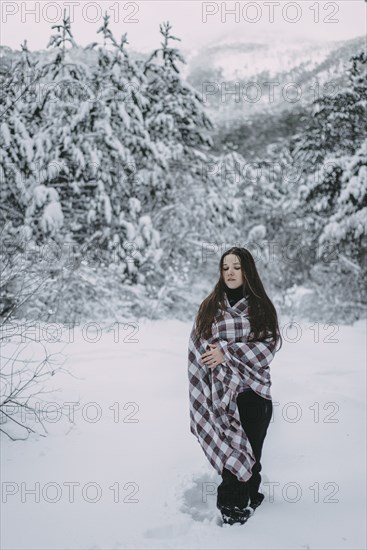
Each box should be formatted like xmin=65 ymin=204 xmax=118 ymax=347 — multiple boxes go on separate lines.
xmin=0 ymin=12 xmax=366 ymax=323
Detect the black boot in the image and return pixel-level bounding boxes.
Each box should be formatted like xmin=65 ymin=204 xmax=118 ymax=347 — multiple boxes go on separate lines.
xmin=220 ymin=505 xmax=253 ymax=526
xmin=249 ymin=492 xmax=264 ymax=511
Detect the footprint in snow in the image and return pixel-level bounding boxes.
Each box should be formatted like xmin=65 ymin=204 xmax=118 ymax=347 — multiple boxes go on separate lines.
xmin=177 ymin=469 xmax=220 ymax=523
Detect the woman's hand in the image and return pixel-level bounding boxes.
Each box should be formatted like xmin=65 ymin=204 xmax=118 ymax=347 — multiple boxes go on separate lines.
xmin=201 ymin=344 xmax=225 ymax=369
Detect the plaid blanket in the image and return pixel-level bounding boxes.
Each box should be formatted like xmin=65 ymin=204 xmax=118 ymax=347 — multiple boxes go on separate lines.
xmin=187 ymin=293 xmax=277 ymax=482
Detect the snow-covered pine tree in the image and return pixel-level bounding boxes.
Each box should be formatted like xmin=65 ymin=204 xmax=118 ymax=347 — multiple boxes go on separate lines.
xmin=33 ymin=11 xmax=163 ymax=285
xmin=320 ymin=139 xmax=367 ymax=256
xmin=293 ymin=49 xmax=367 ymax=168
xmin=140 ymin=21 xmax=217 ymax=275
xmin=291 ymin=48 xmax=367 ymax=312
xmin=294 ymin=49 xmax=366 ymax=245
xmin=0 ymin=41 xmax=45 ymax=235
xmin=143 ymin=22 xmax=213 ymax=159
xmin=83 ymin=12 xmax=165 ymax=282
xmin=0 ymin=41 xmax=60 ymax=318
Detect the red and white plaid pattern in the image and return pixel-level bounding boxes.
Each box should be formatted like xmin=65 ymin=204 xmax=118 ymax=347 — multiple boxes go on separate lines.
xmin=187 ymin=293 xmax=277 ymax=482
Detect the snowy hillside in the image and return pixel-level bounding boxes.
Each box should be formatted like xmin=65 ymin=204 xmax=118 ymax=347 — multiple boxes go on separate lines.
xmin=191 ymin=39 xmax=335 ymax=81
xmin=187 ymin=35 xmax=365 ymax=121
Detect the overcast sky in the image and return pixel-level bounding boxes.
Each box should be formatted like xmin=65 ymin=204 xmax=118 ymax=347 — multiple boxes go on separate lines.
xmin=1 ymin=1 xmax=366 ymax=53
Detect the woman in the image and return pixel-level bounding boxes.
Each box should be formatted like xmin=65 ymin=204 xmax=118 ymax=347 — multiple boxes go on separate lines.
xmin=187 ymin=247 xmax=282 ymax=526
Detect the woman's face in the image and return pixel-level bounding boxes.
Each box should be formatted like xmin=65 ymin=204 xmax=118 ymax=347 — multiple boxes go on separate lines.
xmin=222 ymin=254 xmax=244 ymax=289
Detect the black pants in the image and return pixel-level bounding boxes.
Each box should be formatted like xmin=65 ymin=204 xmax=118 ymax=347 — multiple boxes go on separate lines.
xmin=217 ymin=388 xmax=273 ymax=510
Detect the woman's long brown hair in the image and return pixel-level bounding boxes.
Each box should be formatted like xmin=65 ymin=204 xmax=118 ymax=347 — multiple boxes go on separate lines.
xmin=194 ymin=247 xmax=282 ymax=350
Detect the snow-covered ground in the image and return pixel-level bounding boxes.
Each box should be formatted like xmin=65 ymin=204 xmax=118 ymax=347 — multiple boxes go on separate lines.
xmin=1 ymin=315 xmax=366 ymax=549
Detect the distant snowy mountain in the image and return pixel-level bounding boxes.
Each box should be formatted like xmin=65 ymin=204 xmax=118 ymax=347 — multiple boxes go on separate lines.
xmin=186 ymin=34 xmax=365 ymax=122
xmin=191 ymin=39 xmax=334 ymax=80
